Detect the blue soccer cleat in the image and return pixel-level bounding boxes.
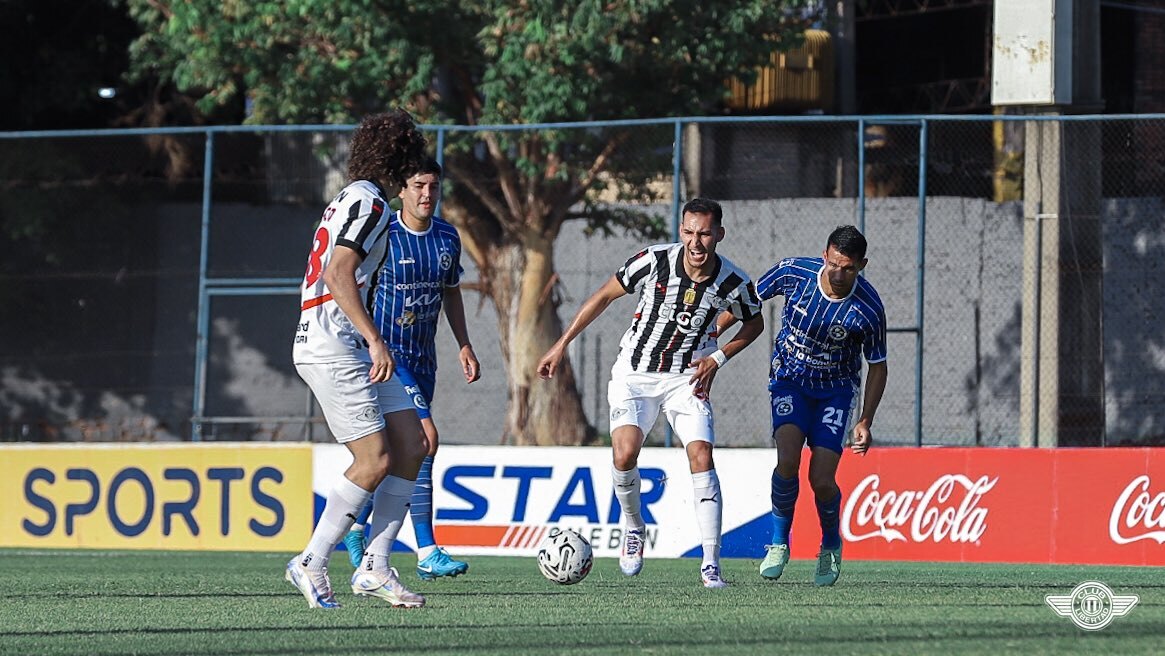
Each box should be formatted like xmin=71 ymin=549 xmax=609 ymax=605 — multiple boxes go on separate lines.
xmin=415 ymin=547 xmax=469 ymax=580
xmin=343 ymin=529 xmax=367 ymax=568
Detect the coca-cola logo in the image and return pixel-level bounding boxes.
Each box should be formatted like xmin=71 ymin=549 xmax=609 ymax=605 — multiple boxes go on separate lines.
xmin=841 ymin=474 xmax=997 ymax=544
xmin=1109 ymin=475 xmax=1165 ymax=544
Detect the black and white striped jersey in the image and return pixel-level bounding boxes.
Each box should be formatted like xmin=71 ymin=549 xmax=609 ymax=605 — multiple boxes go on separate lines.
xmin=614 ymin=243 xmax=761 ymax=374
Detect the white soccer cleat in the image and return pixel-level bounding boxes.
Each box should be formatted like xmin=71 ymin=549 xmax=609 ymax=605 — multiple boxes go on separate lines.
xmin=351 ymin=567 xmax=426 ymax=608
xmin=814 ymin=546 xmax=842 ymax=587
xmin=701 ymin=563 xmax=728 ymax=589
xmin=619 ymin=528 xmax=645 ymax=576
xmin=285 ymin=558 xmax=340 ymax=609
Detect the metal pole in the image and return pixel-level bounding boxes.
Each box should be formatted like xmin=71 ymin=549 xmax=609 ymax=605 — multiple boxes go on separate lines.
xmin=857 ymin=118 xmax=866 ymax=231
xmin=666 ymin=120 xmax=684 ymax=448
xmin=191 ymin=131 xmax=214 ymax=442
xmin=914 ymin=120 xmax=928 ymax=447
xmin=435 ymin=127 xmax=446 ymax=166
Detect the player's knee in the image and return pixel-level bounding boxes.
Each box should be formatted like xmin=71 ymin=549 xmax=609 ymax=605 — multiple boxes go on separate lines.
xmin=355 ymin=451 xmax=391 ymax=483
xmin=809 ymin=476 xmax=839 ymax=500
xmin=687 ymin=442 xmax=714 ymax=472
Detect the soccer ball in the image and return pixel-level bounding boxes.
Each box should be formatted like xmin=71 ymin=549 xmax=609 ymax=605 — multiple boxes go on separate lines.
xmin=536 ymin=529 xmax=593 ymax=585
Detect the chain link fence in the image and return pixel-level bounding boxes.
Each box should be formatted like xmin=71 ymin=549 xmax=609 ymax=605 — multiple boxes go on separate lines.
xmin=2 ymin=116 xmax=1162 ymax=446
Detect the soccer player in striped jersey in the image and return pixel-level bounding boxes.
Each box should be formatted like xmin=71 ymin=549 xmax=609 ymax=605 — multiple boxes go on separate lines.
xmin=289 ymin=111 xmax=429 ymax=609
xmin=750 ymin=225 xmax=887 ymax=587
xmin=537 ymin=198 xmax=764 ymax=589
xmin=344 ymin=157 xmax=479 ymax=580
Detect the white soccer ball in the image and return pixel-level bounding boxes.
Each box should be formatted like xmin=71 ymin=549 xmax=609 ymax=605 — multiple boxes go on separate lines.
xmin=536 ymin=529 xmax=593 ymax=585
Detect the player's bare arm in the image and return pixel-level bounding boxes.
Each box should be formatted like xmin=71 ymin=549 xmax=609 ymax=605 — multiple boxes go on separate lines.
xmin=851 ymin=360 xmax=887 ymax=455
xmin=322 ymin=245 xmax=395 ymax=383
xmin=537 ymin=275 xmax=627 ymax=379
xmin=690 ymin=314 xmax=764 ymax=398
xmin=442 ymin=285 xmax=480 ymax=383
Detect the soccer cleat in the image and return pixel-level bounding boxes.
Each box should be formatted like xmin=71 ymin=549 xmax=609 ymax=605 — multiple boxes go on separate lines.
xmin=701 ymin=563 xmax=728 ymax=589
xmin=343 ymin=529 xmax=367 ymax=569
xmin=285 ymin=558 xmax=340 ymax=609
xmin=759 ymin=543 xmax=790 ymax=580
xmin=619 ymin=529 xmax=645 ymax=576
xmin=814 ymin=546 xmax=842 ymax=587
xmin=351 ymin=567 xmax=426 ymax=608
xmin=415 ymin=547 xmax=469 ymax=580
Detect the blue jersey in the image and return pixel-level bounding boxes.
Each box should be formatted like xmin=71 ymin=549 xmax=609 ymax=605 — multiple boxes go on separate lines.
xmin=756 ymin=256 xmax=887 ymax=389
xmin=372 ymin=212 xmax=463 ymax=375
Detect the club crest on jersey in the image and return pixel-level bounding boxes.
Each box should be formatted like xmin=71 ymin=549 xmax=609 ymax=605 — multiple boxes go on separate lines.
xmin=358 ymin=406 xmax=379 ymax=422
xmin=396 ymin=311 xmax=416 ymax=327
xmin=439 ymin=251 xmax=453 ymax=271
xmin=828 ymin=324 xmax=848 ymax=341
xmin=773 ymin=396 xmax=794 ymax=416
xmin=683 ymin=288 xmax=697 ymax=306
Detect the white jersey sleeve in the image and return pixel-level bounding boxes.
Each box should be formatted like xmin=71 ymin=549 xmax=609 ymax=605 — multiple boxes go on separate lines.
xmin=293 ymin=180 xmax=393 ymax=364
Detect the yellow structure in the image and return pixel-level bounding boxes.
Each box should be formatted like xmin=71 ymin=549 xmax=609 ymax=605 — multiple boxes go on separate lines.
xmin=726 ymin=30 xmax=835 ymax=112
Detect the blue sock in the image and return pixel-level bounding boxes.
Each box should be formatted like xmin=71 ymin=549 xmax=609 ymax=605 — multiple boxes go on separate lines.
xmin=817 ymin=492 xmax=842 ymax=550
xmin=354 ymin=500 xmax=372 ymax=528
xmin=770 ymin=470 xmax=799 ymax=546
xmin=410 ymin=455 xmax=436 ymax=549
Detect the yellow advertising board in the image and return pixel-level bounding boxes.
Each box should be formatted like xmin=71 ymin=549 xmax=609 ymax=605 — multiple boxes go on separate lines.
xmin=1 ymin=444 xmax=312 ymax=551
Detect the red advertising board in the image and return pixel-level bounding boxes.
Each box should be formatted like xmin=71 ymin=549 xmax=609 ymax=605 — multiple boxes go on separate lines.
xmin=784 ymin=447 xmax=1164 ymax=566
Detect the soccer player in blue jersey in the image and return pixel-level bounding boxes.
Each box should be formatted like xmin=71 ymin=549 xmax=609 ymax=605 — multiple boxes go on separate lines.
xmin=344 ymin=157 xmax=480 ymax=580
xmin=747 ymin=225 xmax=887 ymax=586
xmin=537 ymin=198 xmax=764 ymax=589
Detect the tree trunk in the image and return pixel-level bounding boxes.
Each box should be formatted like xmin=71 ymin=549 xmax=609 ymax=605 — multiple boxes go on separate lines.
xmin=486 ymin=235 xmax=594 ymax=446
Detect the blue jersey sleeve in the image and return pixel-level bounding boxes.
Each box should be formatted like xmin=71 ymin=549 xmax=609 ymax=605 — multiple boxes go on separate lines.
xmin=756 ymin=258 xmax=796 ymax=301
xmin=863 ymin=290 xmax=888 ymax=364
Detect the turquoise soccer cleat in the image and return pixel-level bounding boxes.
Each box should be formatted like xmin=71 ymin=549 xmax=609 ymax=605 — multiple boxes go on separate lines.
xmin=814 ymin=546 xmax=842 ymax=587
xmin=415 ymin=547 xmax=469 ymax=580
xmin=759 ymin=543 xmax=790 ymax=580
xmin=343 ymin=529 xmax=367 ymax=568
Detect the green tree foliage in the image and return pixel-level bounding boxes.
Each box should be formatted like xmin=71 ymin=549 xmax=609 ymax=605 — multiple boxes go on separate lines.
xmin=120 ymin=0 xmax=818 ymax=444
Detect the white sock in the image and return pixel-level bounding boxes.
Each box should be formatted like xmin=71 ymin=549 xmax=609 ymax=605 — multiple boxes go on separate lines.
xmin=611 ymin=465 xmax=645 ymax=531
xmin=692 ymin=469 xmax=722 ymax=567
xmin=301 ymin=476 xmax=372 ymax=571
xmin=360 ymin=475 xmax=414 ymax=573
xmin=416 ymin=545 xmax=437 ymax=560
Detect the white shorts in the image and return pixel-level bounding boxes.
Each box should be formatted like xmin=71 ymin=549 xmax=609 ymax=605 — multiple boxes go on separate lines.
xmin=606 ymin=365 xmax=714 ymax=446
xmin=296 ymin=360 xmax=415 ymax=444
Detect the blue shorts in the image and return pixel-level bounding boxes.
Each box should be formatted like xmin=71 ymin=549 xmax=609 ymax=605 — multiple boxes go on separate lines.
xmin=768 ymin=380 xmax=859 ymax=454
xmin=394 ymin=362 xmax=436 ymax=420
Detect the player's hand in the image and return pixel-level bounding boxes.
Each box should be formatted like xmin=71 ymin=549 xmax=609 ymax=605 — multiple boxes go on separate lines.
xmin=460 ymin=344 xmax=481 ymax=383
xmin=368 ymin=339 xmax=395 ymax=383
xmin=537 ymin=345 xmax=564 ymax=379
xmin=688 ymin=356 xmax=720 ymax=401
xmin=851 ymin=419 xmax=872 ymax=455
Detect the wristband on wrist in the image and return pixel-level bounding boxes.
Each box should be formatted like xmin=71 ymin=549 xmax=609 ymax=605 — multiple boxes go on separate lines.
xmin=709 ymin=349 xmax=728 ymax=368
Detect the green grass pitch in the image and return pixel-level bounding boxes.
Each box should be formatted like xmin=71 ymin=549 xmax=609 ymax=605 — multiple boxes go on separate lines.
xmin=0 ymin=550 xmax=1160 ymax=655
